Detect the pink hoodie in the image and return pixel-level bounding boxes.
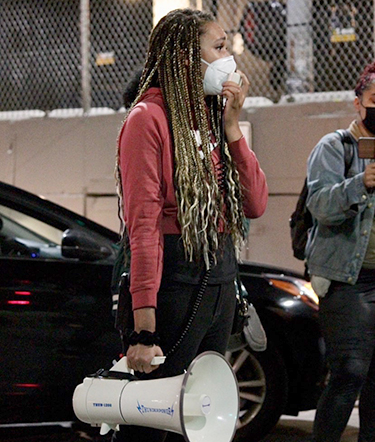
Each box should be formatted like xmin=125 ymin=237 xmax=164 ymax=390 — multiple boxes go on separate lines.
xmin=119 ymin=88 xmax=268 ymax=309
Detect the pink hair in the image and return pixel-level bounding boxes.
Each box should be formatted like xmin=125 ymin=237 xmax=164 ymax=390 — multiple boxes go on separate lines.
xmin=355 ymin=62 xmax=375 ymax=97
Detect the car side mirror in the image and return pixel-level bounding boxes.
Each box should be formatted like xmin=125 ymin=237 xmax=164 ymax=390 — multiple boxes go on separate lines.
xmin=62 ymin=229 xmax=112 ymax=261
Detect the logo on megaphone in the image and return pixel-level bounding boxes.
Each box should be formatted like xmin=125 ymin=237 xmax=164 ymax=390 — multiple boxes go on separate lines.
xmin=72 ymin=351 xmax=239 ymax=442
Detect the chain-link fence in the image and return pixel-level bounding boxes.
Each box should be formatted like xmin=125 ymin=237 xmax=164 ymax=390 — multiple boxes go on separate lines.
xmin=1 ymin=0 xmax=374 ymax=115
xmin=218 ymin=0 xmax=374 ymax=101
xmin=1 ymin=0 xmax=152 ymax=114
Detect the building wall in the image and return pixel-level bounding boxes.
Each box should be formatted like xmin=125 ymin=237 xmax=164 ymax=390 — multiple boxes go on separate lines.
xmin=0 ymin=98 xmax=356 ymax=273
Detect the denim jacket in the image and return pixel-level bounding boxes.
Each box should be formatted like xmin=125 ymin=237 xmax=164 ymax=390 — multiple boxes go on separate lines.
xmin=305 ymin=131 xmax=375 ymax=284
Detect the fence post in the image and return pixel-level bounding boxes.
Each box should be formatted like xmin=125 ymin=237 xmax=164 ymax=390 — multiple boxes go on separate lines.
xmin=286 ymin=0 xmax=313 ymax=94
xmin=80 ymin=0 xmax=91 ymax=113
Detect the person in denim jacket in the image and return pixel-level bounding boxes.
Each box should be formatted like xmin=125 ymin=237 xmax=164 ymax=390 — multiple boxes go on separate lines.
xmin=306 ymin=62 xmax=375 ymax=441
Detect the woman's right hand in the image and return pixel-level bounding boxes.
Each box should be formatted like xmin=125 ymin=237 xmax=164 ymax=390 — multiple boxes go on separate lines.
xmin=222 ymin=70 xmax=250 ymax=143
xmin=126 ymin=343 xmax=164 ymax=374
xmin=127 ymin=307 xmax=163 ymax=373
xmin=363 ymin=162 xmax=375 ymax=188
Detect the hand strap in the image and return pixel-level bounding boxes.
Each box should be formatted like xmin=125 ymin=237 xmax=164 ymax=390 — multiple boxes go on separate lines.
xmin=88 ymin=368 xmax=138 ymax=381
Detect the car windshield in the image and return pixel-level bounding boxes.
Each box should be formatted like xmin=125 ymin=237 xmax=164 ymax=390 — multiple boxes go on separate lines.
xmin=0 ymin=204 xmax=65 ymax=259
xmin=1 ymin=215 xmax=56 ymax=246
xmin=0 ymin=205 xmax=60 ymax=245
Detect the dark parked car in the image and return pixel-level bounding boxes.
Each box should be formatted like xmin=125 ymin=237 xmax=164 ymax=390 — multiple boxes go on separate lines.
xmin=228 ymin=264 xmax=325 ymax=441
xmin=0 ymin=181 xmax=326 ymax=441
xmin=0 ymin=181 xmax=122 ymax=425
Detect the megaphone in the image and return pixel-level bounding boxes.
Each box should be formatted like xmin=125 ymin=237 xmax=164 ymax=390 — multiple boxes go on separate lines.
xmin=73 ymin=351 xmax=239 ymax=442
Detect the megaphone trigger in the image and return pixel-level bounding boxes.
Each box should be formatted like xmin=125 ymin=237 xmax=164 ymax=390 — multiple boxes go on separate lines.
xmin=100 ymin=423 xmax=119 ymax=436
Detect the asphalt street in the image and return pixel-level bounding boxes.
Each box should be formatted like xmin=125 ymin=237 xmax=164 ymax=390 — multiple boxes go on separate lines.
xmin=0 ymin=406 xmax=359 ymax=442
xmin=260 ymin=407 xmax=359 ymax=441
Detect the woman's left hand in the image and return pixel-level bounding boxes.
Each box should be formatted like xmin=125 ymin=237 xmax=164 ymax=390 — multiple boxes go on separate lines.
xmin=221 ymin=70 xmax=250 ymax=143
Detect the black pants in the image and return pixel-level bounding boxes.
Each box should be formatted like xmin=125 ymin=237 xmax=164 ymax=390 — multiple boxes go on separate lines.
xmin=312 ymin=269 xmax=375 ymax=442
xmin=112 ymin=279 xmax=236 ymax=442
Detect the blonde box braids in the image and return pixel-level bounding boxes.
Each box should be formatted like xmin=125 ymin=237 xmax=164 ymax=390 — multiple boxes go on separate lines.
xmin=115 ymin=9 xmax=245 ymax=268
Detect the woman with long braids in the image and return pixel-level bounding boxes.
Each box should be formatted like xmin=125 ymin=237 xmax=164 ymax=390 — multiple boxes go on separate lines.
xmin=113 ymin=8 xmax=268 ymax=442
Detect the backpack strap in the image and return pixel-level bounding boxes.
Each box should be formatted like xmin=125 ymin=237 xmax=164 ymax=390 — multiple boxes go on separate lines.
xmin=336 ymin=128 xmax=352 ymax=144
xmin=335 ymin=129 xmax=355 ymax=176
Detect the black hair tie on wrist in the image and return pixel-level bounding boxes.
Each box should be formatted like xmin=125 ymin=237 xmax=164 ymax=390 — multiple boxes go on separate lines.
xmin=128 ymin=330 xmax=160 ymax=346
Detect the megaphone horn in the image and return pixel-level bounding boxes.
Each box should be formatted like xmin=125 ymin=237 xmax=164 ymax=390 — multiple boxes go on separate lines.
xmin=73 ymin=351 xmax=239 ymax=442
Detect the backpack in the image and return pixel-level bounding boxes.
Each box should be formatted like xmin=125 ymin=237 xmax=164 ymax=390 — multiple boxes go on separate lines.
xmin=289 ymin=129 xmax=355 ymax=261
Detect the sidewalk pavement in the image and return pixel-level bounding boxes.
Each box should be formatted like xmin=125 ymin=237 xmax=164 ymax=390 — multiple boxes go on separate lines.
xmin=260 ymin=406 xmax=359 ymax=441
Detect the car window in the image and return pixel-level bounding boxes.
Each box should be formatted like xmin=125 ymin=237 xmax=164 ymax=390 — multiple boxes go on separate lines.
xmin=0 ymin=204 xmax=63 ymax=259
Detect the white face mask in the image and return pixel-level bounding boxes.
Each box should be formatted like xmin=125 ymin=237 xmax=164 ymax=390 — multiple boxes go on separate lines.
xmin=201 ymin=55 xmax=237 ymax=95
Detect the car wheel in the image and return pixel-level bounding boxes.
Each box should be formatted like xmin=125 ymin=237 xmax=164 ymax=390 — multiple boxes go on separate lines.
xmin=228 ymin=342 xmax=289 ymax=442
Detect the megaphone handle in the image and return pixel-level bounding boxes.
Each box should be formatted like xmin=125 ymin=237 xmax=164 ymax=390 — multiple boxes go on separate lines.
xmin=151 ymin=356 xmax=166 ymax=365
